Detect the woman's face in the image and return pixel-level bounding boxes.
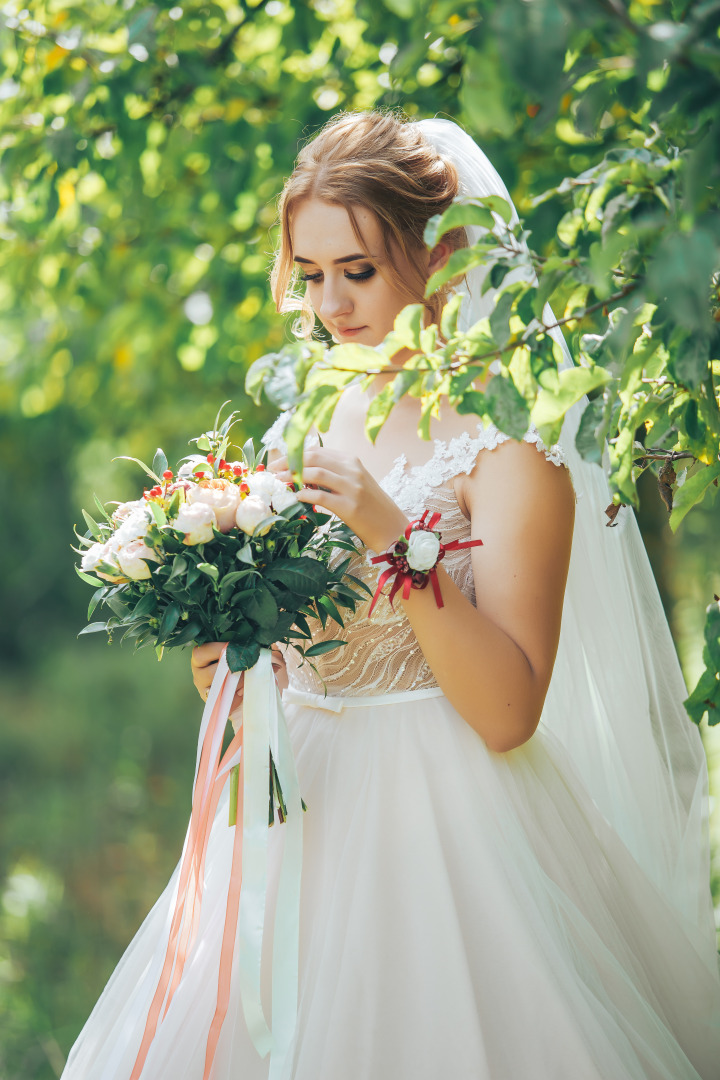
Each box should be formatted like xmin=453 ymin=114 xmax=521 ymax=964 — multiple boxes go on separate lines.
xmin=290 ymin=199 xmax=420 ymax=347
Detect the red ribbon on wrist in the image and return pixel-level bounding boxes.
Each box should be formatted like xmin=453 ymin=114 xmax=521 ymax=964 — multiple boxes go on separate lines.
xmin=368 ymin=510 xmax=483 ymax=616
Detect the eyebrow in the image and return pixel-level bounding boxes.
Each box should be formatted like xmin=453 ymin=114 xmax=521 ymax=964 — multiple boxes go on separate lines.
xmin=294 ymin=253 xmax=374 ymax=266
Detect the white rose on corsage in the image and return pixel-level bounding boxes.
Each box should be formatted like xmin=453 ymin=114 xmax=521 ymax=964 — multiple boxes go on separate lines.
xmin=187 ymin=478 xmax=240 ymax=533
xmin=235 ymin=495 xmax=274 ymax=536
xmin=117 ymin=539 xmax=162 ymax=581
xmin=406 ymin=530 xmax=441 ymax=573
xmin=172 ymin=501 xmax=217 ymax=545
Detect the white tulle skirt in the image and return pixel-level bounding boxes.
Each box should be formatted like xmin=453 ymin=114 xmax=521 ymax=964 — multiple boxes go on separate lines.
xmin=62 ymin=686 xmax=720 ymax=1080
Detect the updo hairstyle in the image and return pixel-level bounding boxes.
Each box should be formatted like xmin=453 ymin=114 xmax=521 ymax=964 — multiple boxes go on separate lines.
xmin=271 ymin=111 xmax=468 ymax=337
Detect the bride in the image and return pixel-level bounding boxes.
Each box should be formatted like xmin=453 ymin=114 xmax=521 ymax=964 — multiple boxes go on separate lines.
xmin=63 ymin=111 xmax=720 ymax=1079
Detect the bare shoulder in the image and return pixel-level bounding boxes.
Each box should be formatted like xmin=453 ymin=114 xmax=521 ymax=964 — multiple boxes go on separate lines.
xmin=456 ymin=433 xmax=575 ymax=527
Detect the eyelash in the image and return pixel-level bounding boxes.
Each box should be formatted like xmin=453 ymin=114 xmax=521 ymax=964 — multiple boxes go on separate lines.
xmin=298 ymin=268 xmax=376 ymax=283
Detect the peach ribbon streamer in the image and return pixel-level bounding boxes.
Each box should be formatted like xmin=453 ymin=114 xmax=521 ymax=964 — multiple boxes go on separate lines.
xmin=128 ymin=647 xmax=303 ymax=1080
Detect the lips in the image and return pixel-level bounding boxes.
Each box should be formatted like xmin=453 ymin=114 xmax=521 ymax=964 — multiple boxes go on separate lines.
xmin=336 ymin=325 xmax=366 ymax=336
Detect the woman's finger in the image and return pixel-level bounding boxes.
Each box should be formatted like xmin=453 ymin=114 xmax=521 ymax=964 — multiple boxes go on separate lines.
xmin=192 ymin=641 xmax=226 ymax=668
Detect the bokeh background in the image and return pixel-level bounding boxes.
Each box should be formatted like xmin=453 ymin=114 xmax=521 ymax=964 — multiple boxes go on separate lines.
xmin=1 ymin=1 xmax=718 ymax=1076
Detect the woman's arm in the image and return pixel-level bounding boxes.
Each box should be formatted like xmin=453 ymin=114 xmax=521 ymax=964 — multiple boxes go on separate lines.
xmin=398 ymin=439 xmax=575 ymax=752
xmin=269 ymin=439 xmax=574 ymax=752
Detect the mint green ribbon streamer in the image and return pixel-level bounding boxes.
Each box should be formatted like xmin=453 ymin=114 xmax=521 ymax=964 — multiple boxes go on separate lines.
xmin=236 ymin=648 xmax=303 ymax=1077
xmin=237 ymin=649 xmax=273 ymax=1056
xmin=268 ymin=681 xmax=303 ymax=1080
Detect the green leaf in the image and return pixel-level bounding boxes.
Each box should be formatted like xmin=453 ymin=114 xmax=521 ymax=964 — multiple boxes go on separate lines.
xmin=152 ymin=448 xmax=168 ymax=477
xmin=168 ymin=619 xmax=203 ymax=647
xmin=304 ymin=640 xmax=347 ymax=657
xmin=365 ymin=382 xmax=396 ymax=443
xmin=78 ymin=622 xmax=110 ymax=635
xmin=318 ymin=594 xmax=344 ymax=627
xmin=671 ymin=336 xmax=711 ymax=391
xmin=440 ymin=293 xmax=463 ymax=340
xmin=87 ymin=586 xmax=106 ymax=621
xmin=113 ymin=455 xmax=162 ymax=484
xmin=226 ymin=641 xmax=261 ymax=672
xmin=197 ymin=562 xmax=220 ymax=583
xmin=489 ymin=291 xmax=515 ymax=349
xmin=483 ymin=377 xmax=531 ymax=440
xmin=157 ymin=602 xmax=182 ymax=643
xmin=82 ymin=510 xmax=102 ymax=540
xmin=132 ymin=591 xmax=157 ymax=618
xmin=327 ymin=342 xmax=385 ymax=372
xmin=425 ymin=246 xmax=489 ymax=298
xmin=240 ymin=581 xmax=279 ymax=629
xmin=575 ymin=396 xmax=609 ymax=465
xmin=76 ymin=569 xmax=106 ymax=587
xmin=264 ymin=556 xmax=330 ymax=596
xmin=531 ymin=366 xmax=612 ymax=429
xmin=669 ymin=461 xmax=720 ymax=532
xmin=149 ymin=500 xmax=167 ymax=527
xmin=167 ymin=555 xmax=188 ymax=583
xmin=424 ymin=202 xmax=495 ymax=248
xmin=392 ymin=304 xmax=424 ymax=350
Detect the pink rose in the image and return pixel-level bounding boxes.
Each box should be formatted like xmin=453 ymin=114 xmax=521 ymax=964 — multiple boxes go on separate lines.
xmin=117 ymin=539 xmax=162 ymax=581
xmin=172 ymin=501 xmax=217 ymax=545
xmin=188 ymin=478 xmax=240 ymax=533
xmin=235 ymin=495 xmax=274 ymax=536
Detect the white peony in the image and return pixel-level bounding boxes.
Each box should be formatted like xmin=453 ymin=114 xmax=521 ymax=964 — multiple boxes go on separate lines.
xmin=114 ymin=506 xmax=152 ymax=546
xmin=172 ymin=501 xmax=217 ymax=545
xmin=81 ymin=539 xmax=124 ymax=582
xmin=177 ymin=455 xmax=207 ymax=479
xmin=187 ymin=479 xmax=240 ymax=533
xmin=271 ymin=484 xmax=299 ymax=513
xmin=117 ymin=539 xmax=162 ymax=581
xmin=406 ymin=530 xmax=441 ymax=572
xmin=112 ymin=498 xmax=147 ymax=523
xmin=245 ymin=471 xmax=286 ymax=505
xmin=235 ymin=495 xmax=275 ymax=536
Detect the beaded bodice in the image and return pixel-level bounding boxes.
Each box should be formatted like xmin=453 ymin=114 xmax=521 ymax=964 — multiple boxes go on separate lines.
xmin=263 ymin=413 xmax=567 ymax=697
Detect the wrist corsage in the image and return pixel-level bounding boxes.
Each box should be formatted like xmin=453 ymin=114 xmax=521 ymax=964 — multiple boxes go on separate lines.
xmin=368 ymin=510 xmax=483 ymax=616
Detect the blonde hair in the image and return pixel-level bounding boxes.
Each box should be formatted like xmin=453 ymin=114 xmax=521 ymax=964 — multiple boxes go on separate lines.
xmin=270 ymin=110 xmax=467 ymax=337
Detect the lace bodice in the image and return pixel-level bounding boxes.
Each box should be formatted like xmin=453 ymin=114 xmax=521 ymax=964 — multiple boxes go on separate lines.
xmin=263 ymin=412 xmax=567 ymax=697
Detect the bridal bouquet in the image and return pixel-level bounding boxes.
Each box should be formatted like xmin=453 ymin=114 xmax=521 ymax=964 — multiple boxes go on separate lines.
xmin=74 ymin=407 xmax=368 ymax=1080
xmin=76 ymin=409 xmax=364 ymax=679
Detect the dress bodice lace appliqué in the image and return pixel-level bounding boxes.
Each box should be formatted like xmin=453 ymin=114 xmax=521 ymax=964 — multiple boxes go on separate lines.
xmin=263 ymin=412 xmax=568 ymax=698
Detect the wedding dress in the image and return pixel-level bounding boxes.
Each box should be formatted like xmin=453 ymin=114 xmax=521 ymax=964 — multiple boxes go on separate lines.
xmin=61 ymin=408 xmax=720 ymax=1080
xmin=61 ymin=116 xmax=720 ymax=1079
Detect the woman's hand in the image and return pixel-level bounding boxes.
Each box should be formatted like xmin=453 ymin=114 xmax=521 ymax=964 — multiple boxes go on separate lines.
xmin=191 ymin=642 xmax=288 ymax=710
xmin=269 ymin=447 xmax=409 ymax=553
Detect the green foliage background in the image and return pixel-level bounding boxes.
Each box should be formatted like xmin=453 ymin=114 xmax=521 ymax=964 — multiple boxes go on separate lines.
xmin=0 ymin=0 xmax=718 ymax=1075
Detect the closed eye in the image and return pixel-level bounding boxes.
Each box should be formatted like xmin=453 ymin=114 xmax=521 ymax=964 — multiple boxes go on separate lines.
xmin=298 ymin=267 xmax=376 ymax=283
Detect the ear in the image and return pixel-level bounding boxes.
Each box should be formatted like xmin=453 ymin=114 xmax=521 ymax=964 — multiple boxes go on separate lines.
xmin=427 ymin=241 xmax=451 ymax=275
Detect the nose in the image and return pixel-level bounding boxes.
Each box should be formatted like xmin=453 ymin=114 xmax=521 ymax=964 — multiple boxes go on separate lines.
xmin=317 ymin=274 xmax=353 ymax=324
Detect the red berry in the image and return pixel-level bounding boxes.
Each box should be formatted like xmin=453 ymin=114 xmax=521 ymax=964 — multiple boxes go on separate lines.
xmin=162 ymin=470 xmax=173 ymax=480
xmin=207 ymin=453 xmax=215 ymax=464
xmin=233 ymin=466 xmax=243 ymax=476
xmin=195 ymin=471 xmax=205 ymax=480
xmin=256 ymin=463 xmax=265 ymax=472
xmin=240 ymin=483 xmax=249 ymax=493
xmin=218 ymin=459 xmax=227 ymax=471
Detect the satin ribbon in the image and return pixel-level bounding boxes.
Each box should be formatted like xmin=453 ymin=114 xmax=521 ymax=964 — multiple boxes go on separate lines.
xmin=129 ymin=646 xmax=303 ymax=1080
xmin=369 ymin=510 xmax=483 ymax=616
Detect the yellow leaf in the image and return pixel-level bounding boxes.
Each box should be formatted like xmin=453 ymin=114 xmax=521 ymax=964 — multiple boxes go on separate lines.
xmin=57 ymin=179 xmax=75 ymax=212
xmin=113 ymin=344 xmax=133 ymax=371
xmin=46 ymin=44 xmax=69 ymax=71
